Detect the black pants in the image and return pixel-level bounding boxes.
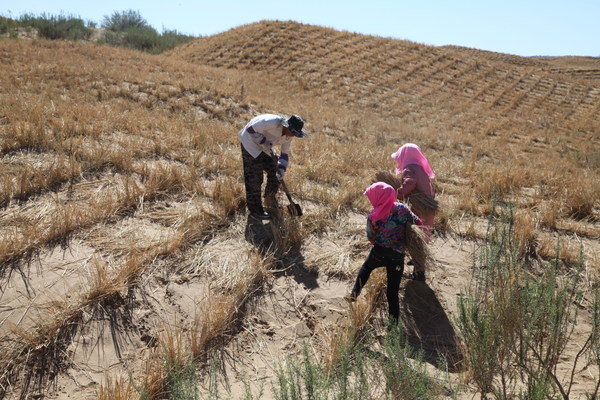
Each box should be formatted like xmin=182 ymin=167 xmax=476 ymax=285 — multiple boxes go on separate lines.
xmin=241 ymin=144 xmax=279 ymax=214
xmin=351 ymin=245 xmax=405 ymax=321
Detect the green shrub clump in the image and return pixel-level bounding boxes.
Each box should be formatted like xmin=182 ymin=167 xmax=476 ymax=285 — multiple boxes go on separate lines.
xmin=0 ymin=16 xmax=19 ymax=35
xmin=18 ymin=13 xmax=92 ymax=41
xmin=101 ymin=10 xmax=195 ymax=54
xmin=1 ymin=10 xmax=195 ymax=54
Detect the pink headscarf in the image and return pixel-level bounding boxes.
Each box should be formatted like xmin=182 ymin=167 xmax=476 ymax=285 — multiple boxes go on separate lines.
xmin=391 ymin=143 xmax=435 ymax=178
xmin=364 ymin=182 xmax=396 ymax=223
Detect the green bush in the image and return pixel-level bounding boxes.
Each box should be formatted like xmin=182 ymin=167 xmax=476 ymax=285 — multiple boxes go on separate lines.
xmin=0 ymin=16 xmax=18 ymax=35
xmin=101 ymin=10 xmax=149 ymax=31
xmin=3 ymin=11 xmax=194 ymax=53
xmin=456 ymin=203 xmax=598 ymax=399
xmin=99 ymin=10 xmax=195 ymax=54
xmin=18 ymin=13 xmax=92 ymax=41
xmin=121 ymin=26 xmax=161 ymax=51
xmin=101 ymin=25 xmax=195 ymax=54
xmin=155 ymin=29 xmax=196 ymax=53
xmin=271 ymin=328 xmax=447 ymax=400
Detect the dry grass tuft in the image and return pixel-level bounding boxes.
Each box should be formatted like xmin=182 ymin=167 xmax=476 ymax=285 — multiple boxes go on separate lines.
xmin=564 ymin=177 xmax=599 ymax=221
xmin=97 ymin=375 xmax=136 ymax=400
xmin=212 ymin=175 xmax=246 ymax=217
xmin=191 ymin=249 xmax=271 ymax=359
xmin=513 ymin=209 xmax=538 ymax=256
xmin=269 ymin=212 xmax=306 ymax=255
xmin=317 ymin=270 xmax=386 ymax=371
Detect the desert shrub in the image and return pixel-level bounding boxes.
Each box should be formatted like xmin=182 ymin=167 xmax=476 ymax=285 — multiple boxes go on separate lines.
xmin=155 ymin=29 xmax=196 ymax=52
xmin=101 ymin=25 xmax=195 ymax=54
xmin=100 ymin=10 xmax=195 ymax=53
xmin=18 ymin=13 xmax=92 ymax=40
xmin=456 ymin=203 xmax=598 ymax=399
xmin=120 ymin=26 xmax=161 ymax=51
xmin=272 ymin=326 xmax=447 ymax=400
xmin=101 ymin=10 xmax=149 ymax=31
xmin=0 ymin=16 xmax=18 ymax=35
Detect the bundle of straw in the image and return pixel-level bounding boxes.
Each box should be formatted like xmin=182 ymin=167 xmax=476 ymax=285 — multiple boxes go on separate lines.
xmin=407 ymin=191 xmax=439 ymax=217
xmin=405 ymin=221 xmax=435 ymax=273
xmin=374 ymin=171 xmax=402 ymax=190
xmin=373 ymin=171 xmax=439 ymax=217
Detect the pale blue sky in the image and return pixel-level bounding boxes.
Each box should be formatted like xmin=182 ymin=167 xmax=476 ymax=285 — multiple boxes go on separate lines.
xmin=2 ymin=0 xmax=598 ymax=57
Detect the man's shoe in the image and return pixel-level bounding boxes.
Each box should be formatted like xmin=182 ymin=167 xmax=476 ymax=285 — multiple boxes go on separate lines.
xmin=250 ymin=211 xmax=271 ymax=220
xmin=411 ymin=271 xmax=426 ymax=282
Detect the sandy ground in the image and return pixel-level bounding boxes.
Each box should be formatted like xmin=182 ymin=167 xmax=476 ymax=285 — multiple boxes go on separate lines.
xmin=1 ymin=204 xmax=597 ymax=399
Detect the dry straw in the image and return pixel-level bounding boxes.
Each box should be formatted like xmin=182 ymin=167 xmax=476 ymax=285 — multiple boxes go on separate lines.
xmin=374 ymin=171 xmax=440 ymax=216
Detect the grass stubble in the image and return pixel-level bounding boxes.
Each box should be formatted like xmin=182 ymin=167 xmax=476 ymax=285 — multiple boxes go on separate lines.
xmin=0 ymin=22 xmax=598 ymax=399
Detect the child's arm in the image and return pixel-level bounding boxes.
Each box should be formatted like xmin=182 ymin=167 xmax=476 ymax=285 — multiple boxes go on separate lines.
xmin=366 ymin=219 xmax=377 ymax=245
xmin=398 ymin=203 xmax=422 ymax=226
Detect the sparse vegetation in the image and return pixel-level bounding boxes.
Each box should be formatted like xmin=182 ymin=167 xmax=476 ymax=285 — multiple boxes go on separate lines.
xmin=0 ymin=19 xmax=598 ymax=400
xmin=271 ymin=327 xmax=448 ymax=400
xmin=99 ymin=10 xmax=194 ymax=53
xmin=102 ymin=10 xmax=150 ymax=32
xmin=0 ymin=10 xmax=195 ymax=53
xmin=456 ymin=203 xmax=599 ymax=399
xmin=17 ymin=12 xmax=92 ymax=40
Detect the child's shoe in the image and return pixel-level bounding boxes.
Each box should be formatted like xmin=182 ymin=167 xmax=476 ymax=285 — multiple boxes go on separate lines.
xmin=344 ymin=292 xmax=357 ymax=303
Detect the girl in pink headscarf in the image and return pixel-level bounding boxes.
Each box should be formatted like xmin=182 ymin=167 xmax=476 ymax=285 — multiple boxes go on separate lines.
xmin=391 ymin=143 xmax=437 ymax=281
xmin=346 ymin=182 xmax=421 ymax=323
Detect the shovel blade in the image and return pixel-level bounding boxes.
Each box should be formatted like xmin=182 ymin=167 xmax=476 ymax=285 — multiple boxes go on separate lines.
xmin=287 ymin=203 xmax=303 ymax=217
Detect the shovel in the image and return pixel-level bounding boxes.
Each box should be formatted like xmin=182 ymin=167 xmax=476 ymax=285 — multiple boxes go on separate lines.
xmin=272 ymin=154 xmax=302 ymax=217
xmin=280 ymin=179 xmax=303 ymax=217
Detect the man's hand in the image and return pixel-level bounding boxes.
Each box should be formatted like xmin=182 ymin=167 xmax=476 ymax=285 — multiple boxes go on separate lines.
xmin=260 ymin=140 xmax=273 ymax=152
xmin=276 ymin=167 xmax=285 ymax=181
xmin=276 ymin=153 xmax=288 ymax=181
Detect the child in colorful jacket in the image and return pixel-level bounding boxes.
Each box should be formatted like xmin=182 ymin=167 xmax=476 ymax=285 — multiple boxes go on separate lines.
xmin=346 ymin=182 xmax=421 ymax=323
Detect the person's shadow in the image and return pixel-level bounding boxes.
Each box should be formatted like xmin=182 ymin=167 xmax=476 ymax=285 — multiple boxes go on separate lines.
xmin=244 ymin=212 xmax=318 ymax=290
xmin=400 ymin=280 xmax=464 ymax=372
xmin=244 ymin=214 xmax=274 ymax=255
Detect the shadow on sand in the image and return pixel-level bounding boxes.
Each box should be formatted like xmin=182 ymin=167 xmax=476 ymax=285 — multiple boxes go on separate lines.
xmin=400 ymin=280 xmax=464 ymax=372
xmin=244 ymin=209 xmax=318 ymax=290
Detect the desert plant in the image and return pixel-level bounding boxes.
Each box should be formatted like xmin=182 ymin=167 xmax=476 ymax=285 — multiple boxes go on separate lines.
xmin=157 ymin=29 xmax=196 ymax=52
xmin=100 ymin=13 xmax=194 ymax=54
xmin=97 ymin=376 xmax=136 ymax=400
xmin=382 ymin=323 xmax=444 ymax=400
xmin=272 ymin=323 xmax=447 ymax=400
xmin=102 ymin=10 xmax=149 ymax=32
xmin=18 ymin=13 xmax=92 ymax=40
xmin=212 ymin=175 xmax=246 ymax=218
xmin=159 ymin=326 xmax=199 ymax=400
xmin=0 ymin=16 xmax=18 ymax=34
xmin=456 ymin=203 xmax=596 ymax=399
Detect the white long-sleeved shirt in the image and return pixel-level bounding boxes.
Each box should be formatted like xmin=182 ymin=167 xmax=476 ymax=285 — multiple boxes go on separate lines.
xmin=238 ymin=114 xmax=293 ymax=159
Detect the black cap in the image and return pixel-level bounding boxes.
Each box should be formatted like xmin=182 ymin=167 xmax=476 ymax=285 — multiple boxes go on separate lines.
xmin=283 ymin=114 xmax=306 ymax=138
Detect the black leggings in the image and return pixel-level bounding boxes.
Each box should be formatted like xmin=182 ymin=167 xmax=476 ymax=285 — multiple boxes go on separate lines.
xmin=351 ymin=245 xmax=405 ymax=321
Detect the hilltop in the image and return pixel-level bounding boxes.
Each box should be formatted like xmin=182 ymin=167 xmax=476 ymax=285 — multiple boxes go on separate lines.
xmin=169 ymin=21 xmax=600 ymax=120
xmin=0 ymin=20 xmax=598 ymax=399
